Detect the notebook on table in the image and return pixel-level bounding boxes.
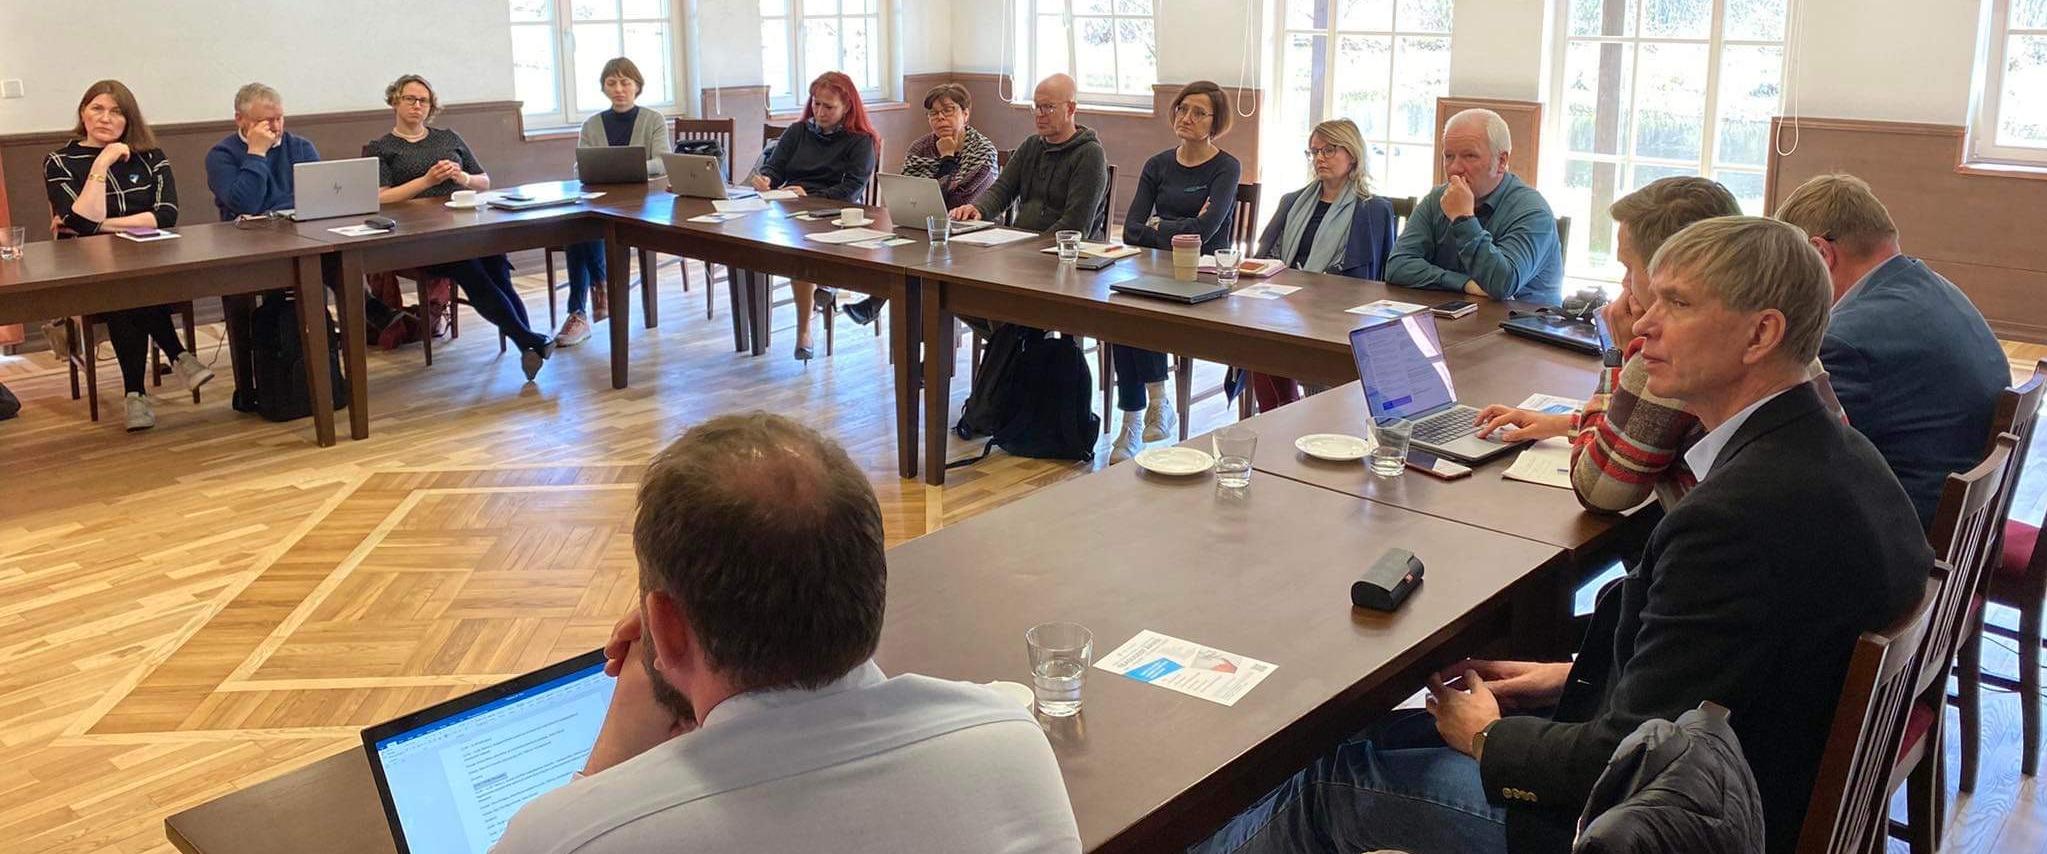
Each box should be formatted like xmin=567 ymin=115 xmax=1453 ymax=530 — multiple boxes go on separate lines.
xmin=1109 ymin=274 xmax=1230 ymax=304
xmin=1499 ymin=310 xmax=1602 ymax=355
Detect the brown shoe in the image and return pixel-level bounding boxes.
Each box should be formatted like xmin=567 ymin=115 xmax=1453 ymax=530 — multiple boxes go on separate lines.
xmin=590 ymin=282 xmax=610 ymax=322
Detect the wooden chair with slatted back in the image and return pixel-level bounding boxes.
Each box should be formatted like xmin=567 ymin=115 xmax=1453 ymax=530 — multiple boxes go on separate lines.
xmin=672 ymin=116 xmax=739 ymax=318
xmin=63 ymin=304 xmax=203 ymax=422
xmin=1557 ymin=215 xmax=1573 ymax=265
xmin=1390 ymin=196 xmax=1417 ymax=231
xmin=1887 ymin=432 xmax=2021 ymax=853
xmin=1954 ymin=359 xmax=2046 ymax=788
xmin=1797 ymin=577 xmax=1938 ymax=854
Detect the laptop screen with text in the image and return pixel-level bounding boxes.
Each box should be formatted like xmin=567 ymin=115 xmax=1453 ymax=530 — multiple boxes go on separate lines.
xmin=1351 ymin=312 xmax=1456 ymax=420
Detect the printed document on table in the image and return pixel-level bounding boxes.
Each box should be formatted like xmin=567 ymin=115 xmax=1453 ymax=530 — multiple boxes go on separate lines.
xmin=849 ymin=236 xmax=916 ymax=249
xmin=712 ymin=197 xmax=768 ymax=212
xmin=115 ymin=230 xmax=180 ymax=243
xmin=1515 ymin=392 xmax=1585 ymax=415
xmin=687 ymin=212 xmax=749 ymax=223
xmin=328 ymin=225 xmax=390 ymax=237
xmin=1503 ymin=438 xmax=1575 ymax=489
xmin=1345 ymin=299 xmax=1427 ymax=319
xmin=1037 ymin=241 xmax=1139 ymax=259
xmin=1232 ymin=283 xmax=1300 ymax=300
xmin=949 ymin=227 xmax=1037 ymax=246
xmin=805 ymin=227 xmax=894 ymax=245
xmin=1096 ymin=630 xmax=1277 ymax=707
xmin=758 ymin=189 xmax=800 ymax=200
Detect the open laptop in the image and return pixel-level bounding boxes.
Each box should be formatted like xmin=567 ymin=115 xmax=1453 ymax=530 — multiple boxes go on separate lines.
xmin=289 ymin=157 xmax=379 ymax=222
xmin=1350 ymin=312 xmax=1527 ymax=465
xmin=659 ymin=152 xmax=757 ymax=200
xmin=876 ymin=172 xmax=992 ymax=233
xmin=576 ymin=145 xmax=648 ymax=184
xmin=362 ymin=649 xmax=615 ymax=854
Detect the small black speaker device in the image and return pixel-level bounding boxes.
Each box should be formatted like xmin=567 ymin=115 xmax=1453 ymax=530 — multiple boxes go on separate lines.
xmin=1352 ymin=548 xmax=1424 ymax=611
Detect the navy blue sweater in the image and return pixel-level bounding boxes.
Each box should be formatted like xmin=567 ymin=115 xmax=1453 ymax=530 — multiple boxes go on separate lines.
xmin=204 ymin=131 xmax=321 ymax=220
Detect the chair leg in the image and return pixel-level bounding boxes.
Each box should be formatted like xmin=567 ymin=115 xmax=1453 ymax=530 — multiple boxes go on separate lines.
xmin=82 ymin=320 xmax=101 ymax=422
xmin=1958 ymin=610 xmax=1984 ymax=793
xmin=544 ymin=248 xmax=559 ymax=329
xmin=1905 ymin=739 xmax=1937 ymax=854
xmin=969 ymin=328 xmax=983 ymax=384
xmin=150 ymin=339 xmax=162 ymax=388
xmin=66 ymin=319 xmax=81 ymax=400
xmin=1097 ymin=342 xmax=1112 ymax=433
xmin=2023 ymin=598 xmax=2043 ymax=777
xmin=824 ymin=289 xmax=835 ymax=357
xmin=1238 ymin=383 xmax=1254 ymax=420
xmin=706 ymin=263 xmax=718 ymax=320
xmin=1174 ymin=354 xmax=1193 ymax=441
xmin=639 ymin=249 xmax=658 ymax=329
xmin=416 ymin=280 xmax=434 ymax=367
xmin=183 ymin=305 xmax=199 ymax=404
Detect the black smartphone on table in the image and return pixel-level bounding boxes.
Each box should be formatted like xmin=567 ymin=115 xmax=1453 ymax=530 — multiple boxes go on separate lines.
xmin=1430 ymin=299 xmax=1477 ymax=319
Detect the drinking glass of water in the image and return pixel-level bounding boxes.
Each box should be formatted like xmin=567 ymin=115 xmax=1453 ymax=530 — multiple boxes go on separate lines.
xmin=1369 ymin=416 xmax=1413 ymax=478
xmin=1213 ymin=247 xmax=1241 ymax=288
xmin=926 ymin=215 xmax=951 ymax=248
xmin=0 ymin=227 xmax=24 ymax=262
xmin=1212 ymin=425 xmax=1258 ymax=488
xmin=1026 ymin=622 xmax=1093 ymax=717
xmin=1055 ymin=230 xmax=1083 ymax=263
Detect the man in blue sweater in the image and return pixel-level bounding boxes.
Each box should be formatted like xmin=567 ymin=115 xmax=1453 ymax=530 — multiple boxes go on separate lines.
xmin=1386 ymin=108 xmax=1564 ymax=305
xmin=205 ymin=82 xmax=324 ymax=407
xmin=1775 ymin=173 xmax=2010 ymax=528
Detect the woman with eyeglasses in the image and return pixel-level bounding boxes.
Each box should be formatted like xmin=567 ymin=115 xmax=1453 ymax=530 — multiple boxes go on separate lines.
xmin=364 ymin=73 xmax=554 ymax=381
xmin=843 ymin=83 xmax=995 ymax=327
xmin=1243 ymin=119 xmax=1397 ymax=412
xmin=1104 ymin=80 xmax=1243 ymax=460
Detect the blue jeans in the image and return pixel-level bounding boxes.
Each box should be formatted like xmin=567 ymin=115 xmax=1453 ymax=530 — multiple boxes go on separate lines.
xmin=1190 ymin=710 xmax=1508 ymax=854
xmin=1113 ymin=345 xmax=1169 ymax=411
xmin=564 ymin=240 xmax=607 ymax=315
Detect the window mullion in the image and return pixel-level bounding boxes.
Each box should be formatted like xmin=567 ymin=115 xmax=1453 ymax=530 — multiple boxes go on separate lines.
xmin=1699 ymin=0 xmax=1726 ymax=179
xmin=556 ymin=0 xmax=577 ymax=126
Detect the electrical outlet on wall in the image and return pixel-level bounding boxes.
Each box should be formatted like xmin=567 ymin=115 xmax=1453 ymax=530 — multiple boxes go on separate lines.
xmin=1 ymin=80 xmax=23 ymax=99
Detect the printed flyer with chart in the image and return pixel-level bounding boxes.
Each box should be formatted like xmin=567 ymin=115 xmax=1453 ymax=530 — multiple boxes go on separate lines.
xmin=1096 ymin=630 xmax=1277 ymax=707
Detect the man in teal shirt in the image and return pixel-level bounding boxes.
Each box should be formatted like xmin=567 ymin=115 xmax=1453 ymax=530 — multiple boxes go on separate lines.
xmin=1387 ymin=109 xmax=1564 ymax=305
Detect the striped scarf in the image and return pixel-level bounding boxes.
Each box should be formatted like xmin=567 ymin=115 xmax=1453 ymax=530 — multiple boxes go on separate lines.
xmin=903 ymin=127 xmax=997 ymax=197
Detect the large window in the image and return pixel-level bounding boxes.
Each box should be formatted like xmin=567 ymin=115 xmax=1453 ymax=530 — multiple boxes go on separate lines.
xmin=763 ymin=0 xmax=887 ymax=111
xmin=511 ymin=0 xmax=676 ymax=127
xmin=1017 ymin=1 xmax=1160 ymax=108
xmin=1549 ymin=0 xmax=1787 ymax=277
xmin=1268 ymin=0 xmax=1454 ymax=203
xmin=1971 ymin=0 xmax=2047 ymax=166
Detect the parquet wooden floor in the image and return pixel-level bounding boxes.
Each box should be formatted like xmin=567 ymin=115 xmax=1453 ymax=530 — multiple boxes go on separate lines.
xmin=0 ymin=260 xmax=2040 ymax=853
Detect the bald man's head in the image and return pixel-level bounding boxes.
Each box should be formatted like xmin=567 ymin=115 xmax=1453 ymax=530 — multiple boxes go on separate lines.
xmin=1031 ymin=74 xmax=1079 ymax=143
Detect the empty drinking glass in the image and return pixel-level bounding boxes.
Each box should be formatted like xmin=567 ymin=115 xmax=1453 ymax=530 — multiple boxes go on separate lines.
xmin=1212 ymin=425 xmax=1258 ymax=488
xmin=1026 ymin=622 xmax=1093 ymax=717
xmin=1214 ymin=247 xmax=1241 ymax=288
xmin=1370 ymin=416 xmax=1413 ymax=478
xmin=0 ymin=227 xmax=24 ymax=261
xmin=1055 ymin=230 xmax=1083 ymax=263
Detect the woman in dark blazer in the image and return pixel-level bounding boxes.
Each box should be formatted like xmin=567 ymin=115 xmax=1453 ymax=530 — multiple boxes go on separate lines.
xmin=1246 ymin=118 xmax=1396 ymax=412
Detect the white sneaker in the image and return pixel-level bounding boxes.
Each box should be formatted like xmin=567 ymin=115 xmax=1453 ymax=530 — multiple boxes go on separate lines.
xmin=1109 ymin=416 xmax=1144 ymax=463
xmin=124 ymin=392 xmax=155 ymax=432
xmin=556 ymin=312 xmax=592 ymax=347
xmin=174 ymin=352 xmax=215 ymax=391
xmin=1141 ymin=382 xmax=1177 ymax=442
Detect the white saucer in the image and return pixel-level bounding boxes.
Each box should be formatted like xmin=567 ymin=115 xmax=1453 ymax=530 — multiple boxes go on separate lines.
xmin=444 ymin=200 xmax=485 ymax=209
xmin=1134 ymin=446 xmax=1215 ymax=476
xmin=1295 ymin=433 xmax=1371 ymax=462
xmin=982 ymin=680 xmax=1035 ymax=709
xmin=833 ymin=217 xmax=874 ymax=227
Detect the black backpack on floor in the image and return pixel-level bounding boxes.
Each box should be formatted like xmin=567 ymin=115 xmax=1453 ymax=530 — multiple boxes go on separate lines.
xmin=0 ymin=381 xmax=18 ymax=421
xmin=954 ymin=323 xmax=1034 ymax=439
xmin=248 ymin=292 xmax=348 ymax=423
xmin=950 ymin=331 xmax=1100 ymax=467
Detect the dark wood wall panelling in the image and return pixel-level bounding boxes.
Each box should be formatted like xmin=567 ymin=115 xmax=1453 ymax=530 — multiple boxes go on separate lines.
xmin=1766 ymin=116 xmax=2047 ymax=343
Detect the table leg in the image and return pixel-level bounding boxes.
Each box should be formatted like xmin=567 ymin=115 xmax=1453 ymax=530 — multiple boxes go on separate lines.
xmin=292 ymin=257 xmax=337 ymax=448
xmin=605 ymin=225 xmax=630 ymax=389
xmin=638 ymin=248 xmax=658 ymax=329
xmin=323 ymin=252 xmax=371 ymax=440
xmin=891 ymin=277 xmax=922 ymax=479
xmin=751 ymin=273 xmax=769 ymax=357
xmin=220 ymin=293 xmax=257 ymax=407
xmin=728 ymin=269 xmax=750 ymax=352
xmin=922 ymin=284 xmax=955 ymax=485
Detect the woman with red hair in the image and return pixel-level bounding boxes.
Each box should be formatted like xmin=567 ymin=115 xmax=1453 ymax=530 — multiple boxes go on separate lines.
xmin=751 ymin=71 xmax=879 ymax=361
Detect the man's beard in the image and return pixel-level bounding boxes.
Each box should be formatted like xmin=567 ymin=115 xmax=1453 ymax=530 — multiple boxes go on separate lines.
xmin=642 ymin=646 xmax=698 ymax=728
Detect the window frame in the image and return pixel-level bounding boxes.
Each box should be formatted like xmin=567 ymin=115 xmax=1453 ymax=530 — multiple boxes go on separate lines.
xmin=763 ymin=0 xmax=892 ymax=112
xmin=1968 ymin=0 xmax=2047 ymax=167
xmin=512 ymin=0 xmax=682 ymax=129
xmin=1268 ymin=0 xmax=1456 ymax=202
xmin=1018 ymin=0 xmax=1160 ymax=109
xmin=1544 ymin=0 xmax=1788 ymax=278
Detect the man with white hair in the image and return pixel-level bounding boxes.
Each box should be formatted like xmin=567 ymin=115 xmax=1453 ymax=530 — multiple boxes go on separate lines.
xmin=1386 ymin=108 xmax=1564 ymax=304
xmin=1194 ymin=218 xmax=1927 ymax=854
xmin=204 ymin=82 xmax=321 ymax=222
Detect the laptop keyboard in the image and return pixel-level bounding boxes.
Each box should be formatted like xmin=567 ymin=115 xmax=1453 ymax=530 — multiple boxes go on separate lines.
xmin=1413 ymin=405 xmax=1485 ymax=444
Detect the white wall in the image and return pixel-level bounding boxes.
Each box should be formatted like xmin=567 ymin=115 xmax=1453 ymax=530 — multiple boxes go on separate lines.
xmin=902 ymin=0 xmax=956 ymax=74
xmin=0 ymin=1 xmax=511 ymax=132
xmin=1785 ymin=0 xmax=1981 ymax=125
xmin=695 ymin=0 xmax=769 ymax=90
xmin=1447 ymin=0 xmax=1550 ymax=102
xmin=954 ymin=1 xmax=1263 ymax=86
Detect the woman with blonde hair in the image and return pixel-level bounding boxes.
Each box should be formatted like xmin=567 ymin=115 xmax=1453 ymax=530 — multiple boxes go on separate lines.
xmin=1243 ymin=119 xmax=1397 ymax=412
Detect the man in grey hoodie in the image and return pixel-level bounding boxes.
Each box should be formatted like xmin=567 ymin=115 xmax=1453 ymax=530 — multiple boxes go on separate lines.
xmin=951 ymin=74 xmax=1108 ymax=237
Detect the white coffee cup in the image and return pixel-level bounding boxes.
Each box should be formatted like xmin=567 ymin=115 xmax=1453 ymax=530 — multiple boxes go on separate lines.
xmin=838 ymin=207 xmax=864 ymax=225
xmin=450 ymin=190 xmax=479 ymax=207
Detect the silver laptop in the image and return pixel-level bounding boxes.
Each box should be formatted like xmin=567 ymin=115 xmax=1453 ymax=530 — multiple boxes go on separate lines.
xmin=659 ymin=152 xmax=757 ymax=200
xmin=1350 ymin=312 xmax=1527 ymax=465
xmin=576 ymin=145 xmax=648 ymax=184
xmin=290 ymin=157 xmax=379 ymax=221
xmin=876 ymin=172 xmax=992 ymax=233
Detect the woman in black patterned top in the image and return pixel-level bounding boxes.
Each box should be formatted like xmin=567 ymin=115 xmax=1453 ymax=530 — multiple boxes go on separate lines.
xmin=44 ymin=79 xmax=214 ymax=432
xmin=364 ymin=74 xmax=552 ymax=380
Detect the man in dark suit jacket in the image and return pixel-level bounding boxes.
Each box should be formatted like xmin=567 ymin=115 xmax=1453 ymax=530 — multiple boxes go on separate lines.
xmin=1775 ymin=173 xmax=2009 ymax=528
xmin=1192 ymin=218 xmax=1930 ymax=854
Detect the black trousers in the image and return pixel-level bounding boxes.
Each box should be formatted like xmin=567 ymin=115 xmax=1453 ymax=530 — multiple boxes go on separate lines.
xmin=424 ymin=255 xmax=546 ymax=352
xmin=104 ymin=305 xmax=185 ymax=395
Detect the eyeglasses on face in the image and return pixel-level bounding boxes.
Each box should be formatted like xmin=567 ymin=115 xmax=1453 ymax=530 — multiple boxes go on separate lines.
xmin=396 ymin=95 xmax=432 ymax=107
xmin=1173 ymin=103 xmax=1212 ymax=120
xmin=926 ymin=106 xmax=963 ymax=119
xmin=1305 ymin=145 xmax=1343 ymax=159
xmin=1031 ymin=102 xmax=1068 ymax=115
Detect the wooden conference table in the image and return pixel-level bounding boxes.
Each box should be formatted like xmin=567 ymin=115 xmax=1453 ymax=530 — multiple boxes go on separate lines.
xmin=0 ymin=221 xmax=341 ymax=446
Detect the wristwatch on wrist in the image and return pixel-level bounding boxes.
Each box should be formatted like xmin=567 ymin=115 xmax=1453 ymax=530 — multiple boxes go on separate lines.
xmin=1601 ymin=346 xmax=1625 ymax=368
xmin=1471 ymin=719 xmax=1499 ymax=760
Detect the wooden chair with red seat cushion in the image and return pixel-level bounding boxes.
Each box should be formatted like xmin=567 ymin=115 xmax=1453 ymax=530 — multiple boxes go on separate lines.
xmin=1956 ymin=358 xmax=2046 ymax=786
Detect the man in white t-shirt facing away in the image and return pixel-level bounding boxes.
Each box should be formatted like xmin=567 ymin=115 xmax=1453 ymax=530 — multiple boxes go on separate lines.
xmin=493 ymin=412 xmax=1081 ymax=854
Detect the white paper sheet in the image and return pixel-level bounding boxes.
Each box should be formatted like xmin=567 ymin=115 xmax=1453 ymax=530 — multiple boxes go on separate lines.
xmin=1095 ymin=630 xmax=1278 ymax=707
xmin=1038 ymin=241 xmax=1139 ymax=259
xmin=849 ymin=236 xmax=916 ymax=249
xmin=686 ymin=212 xmax=749 ymax=223
xmin=1502 ymin=438 xmax=1576 ymax=489
xmin=327 ymin=224 xmax=391 ymax=237
xmin=758 ymin=189 xmax=800 ymax=200
xmin=1345 ymin=299 xmax=1428 ymax=319
xmin=711 ymin=197 xmax=768 ymax=212
xmin=114 ymin=229 xmax=180 ymax=243
xmin=1515 ymin=393 xmax=1586 ymax=416
xmin=805 ymin=227 xmax=895 ymax=245
xmin=1233 ymin=283 xmax=1301 ymax=300
xmin=949 ymin=227 xmax=1038 ymax=246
